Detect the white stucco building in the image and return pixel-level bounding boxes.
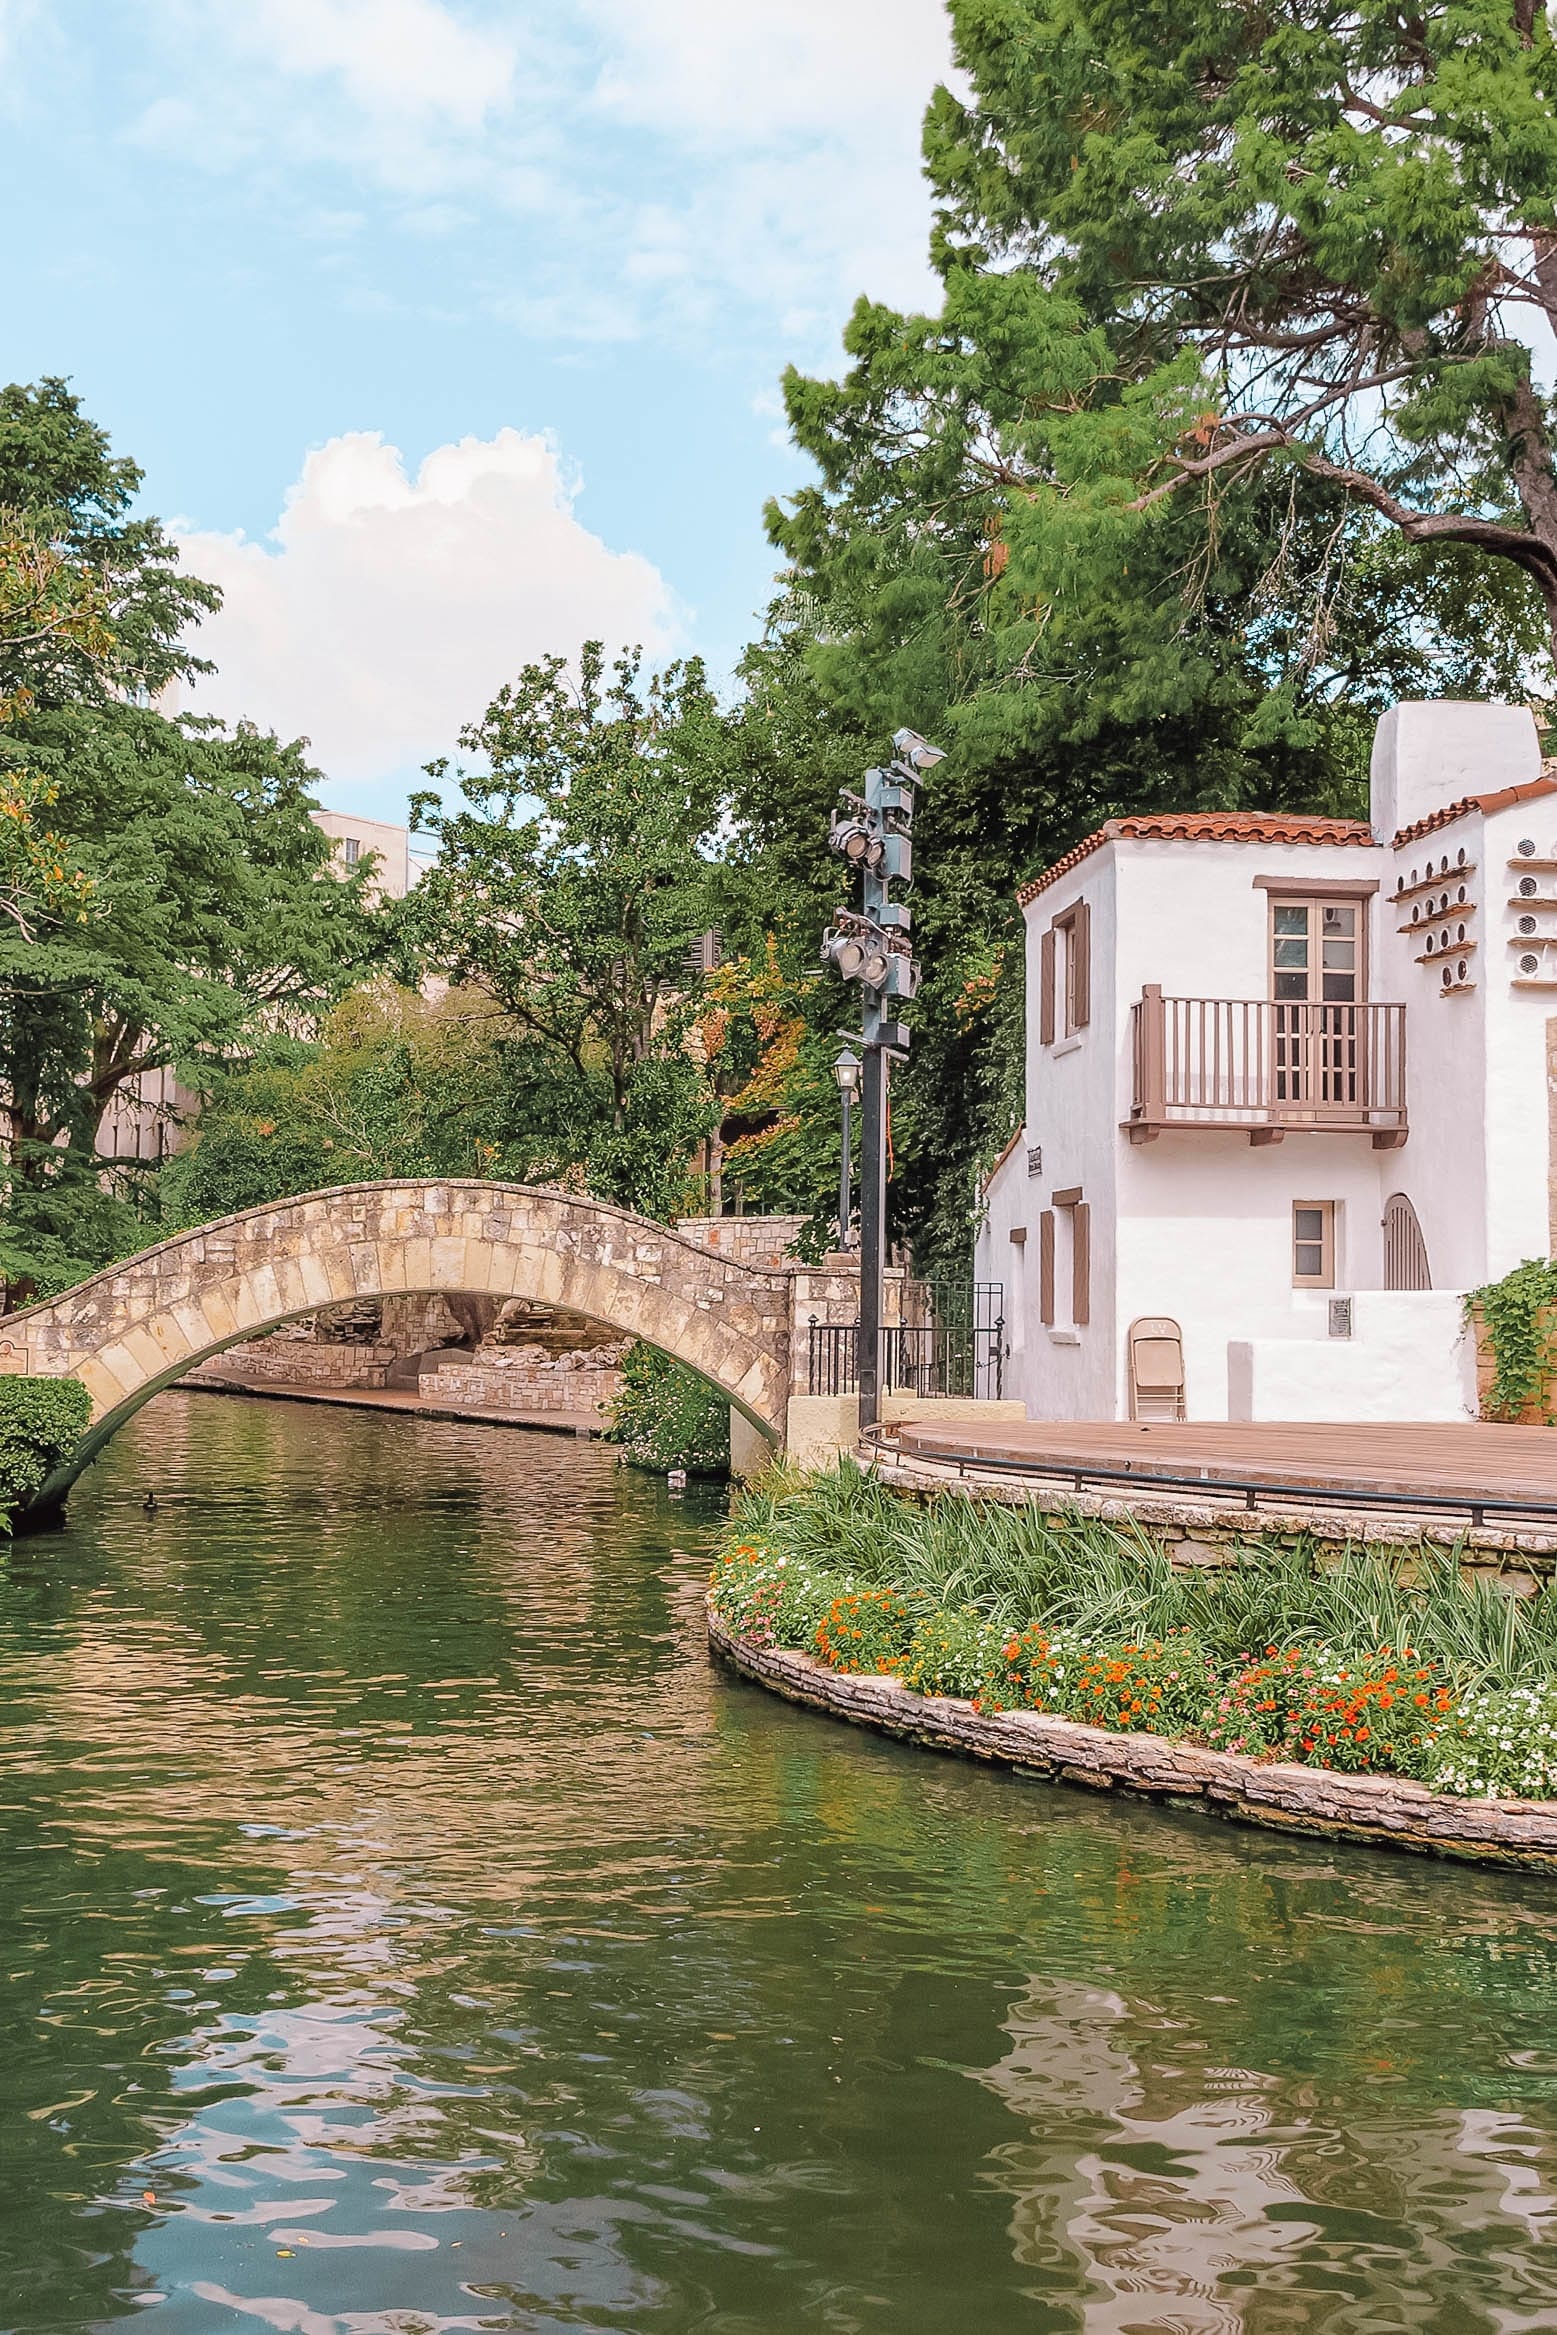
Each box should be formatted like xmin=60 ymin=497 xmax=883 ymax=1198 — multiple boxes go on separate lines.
xmin=976 ymin=701 xmax=1557 ymax=1424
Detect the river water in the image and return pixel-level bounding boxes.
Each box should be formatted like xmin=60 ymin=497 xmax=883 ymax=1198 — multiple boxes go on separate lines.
xmin=3 ymin=1394 xmax=1557 ymax=2333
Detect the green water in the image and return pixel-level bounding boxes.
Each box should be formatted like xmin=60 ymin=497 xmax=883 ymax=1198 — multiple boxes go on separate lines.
xmin=3 ymin=1397 xmax=1557 ymax=2333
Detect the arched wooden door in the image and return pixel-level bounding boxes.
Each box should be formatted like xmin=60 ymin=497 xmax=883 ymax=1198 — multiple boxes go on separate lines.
xmin=1382 ymin=1193 xmax=1431 ymax=1291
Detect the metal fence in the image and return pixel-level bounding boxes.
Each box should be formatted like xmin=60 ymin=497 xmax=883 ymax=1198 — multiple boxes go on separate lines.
xmin=807 ymin=1281 xmax=1004 ymax=1402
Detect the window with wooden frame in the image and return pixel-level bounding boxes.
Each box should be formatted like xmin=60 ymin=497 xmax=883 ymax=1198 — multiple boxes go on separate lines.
xmin=1268 ymin=896 xmax=1364 ymax=1003
xmin=1292 ymin=1201 xmax=1336 ymax=1288
xmin=1040 ymin=898 xmax=1091 ymax=1044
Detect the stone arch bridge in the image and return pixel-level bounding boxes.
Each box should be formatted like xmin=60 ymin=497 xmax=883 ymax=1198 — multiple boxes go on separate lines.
xmin=1 ymin=1180 xmax=857 ymax=1509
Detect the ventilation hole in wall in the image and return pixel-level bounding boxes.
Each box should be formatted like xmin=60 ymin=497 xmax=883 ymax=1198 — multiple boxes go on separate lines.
xmin=1458 ymin=961 xmax=1469 ymax=982
xmin=1457 ymin=848 xmax=1467 ymax=865
xmin=1521 ymin=915 xmax=1538 ymax=935
xmin=1519 ymin=838 xmax=1538 ymax=856
xmin=1442 ymin=963 xmax=1454 ymax=986
xmin=1456 ymin=885 xmax=1466 ymax=903
xmin=1522 ymin=953 xmax=1540 ymax=974
xmin=1425 ymin=934 xmax=1435 ymax=952
xmin=1521 ymin=876 xmax=1539 ymax=897
xmin=1457 ymin=924 xmax=1466 ymax=942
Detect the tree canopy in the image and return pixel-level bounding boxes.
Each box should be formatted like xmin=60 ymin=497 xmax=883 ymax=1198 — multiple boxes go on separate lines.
xmin=0 ymin=381 xmax=381 ymax=1301
xmin=407 ymin=643 xmax=727 ymax=1218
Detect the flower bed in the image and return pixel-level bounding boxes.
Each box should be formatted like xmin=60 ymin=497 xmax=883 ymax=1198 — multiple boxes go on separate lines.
xmin=706 ymin=1467 xmax=1557 ymax=1811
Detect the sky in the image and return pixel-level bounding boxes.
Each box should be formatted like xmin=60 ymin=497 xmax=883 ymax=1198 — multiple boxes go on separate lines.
xmin=0 ymin=0 xmax=956 ymax=821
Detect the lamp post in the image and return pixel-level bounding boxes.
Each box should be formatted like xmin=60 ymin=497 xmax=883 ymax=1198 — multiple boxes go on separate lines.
xmin=833 ymin=1047 xmax=860 ymax=1251
xmin=821 ymin=726 xmax=944 ymax=1429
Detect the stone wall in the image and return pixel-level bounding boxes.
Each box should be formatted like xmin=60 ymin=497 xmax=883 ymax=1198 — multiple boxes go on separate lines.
xmin=676 ymin=1215 xmax=811 ymax=1270
xmin=422 ymin=1342 xmax=627 ymax=1418
xmin=191 ymin=1340 xmax=395 ymax=1392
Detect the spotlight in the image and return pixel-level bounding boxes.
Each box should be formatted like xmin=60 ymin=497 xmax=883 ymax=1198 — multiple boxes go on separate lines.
xmin=892 ymin=727 xmax=946 ymax=771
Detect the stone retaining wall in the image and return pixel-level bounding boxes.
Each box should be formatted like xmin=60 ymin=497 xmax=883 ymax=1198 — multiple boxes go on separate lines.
xmin=424 ymin=1345 xmax=626 ymax=1417
xmin=707 ymin=1611 xmax=1557 ymax=1872
xmin=190 ymin=1340 xmax=395 ymax=1391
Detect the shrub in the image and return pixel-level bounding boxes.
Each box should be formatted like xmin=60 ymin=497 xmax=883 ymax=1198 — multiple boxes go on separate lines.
xmin=1200 ymin=1645 xmax=1455 ymax=1772
xmin=1060 ymin=1633 xmax=1218 ymax=1736
xmin=902 ymin=1607 xmax=1009 ymax=1699
xmin=1416 ymin=1682 xmax=1557 ymax=1800
xmin=0 ymin=1377 xmax=91 ymax=1526
xmin=977 ymin=1624 xmax=1093 ymax=1715
xmin=609 ymin=1343 xmax=730 ymax=1475
xmin=813 ymin=1587 xmax=924 ymax=1675
xmin=708 ymin=1540 xmax=851 ymax=1650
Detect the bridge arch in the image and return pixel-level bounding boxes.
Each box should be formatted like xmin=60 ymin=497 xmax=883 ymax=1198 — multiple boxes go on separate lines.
xmin=4 ymin=1180 xmax=797 ymax=1508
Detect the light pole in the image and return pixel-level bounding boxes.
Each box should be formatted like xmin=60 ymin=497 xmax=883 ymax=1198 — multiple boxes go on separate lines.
xmin=821 ymin=726 xmax=944 ymax=1429
xmin=833 ymin=1047 xmax=860 ymax=1251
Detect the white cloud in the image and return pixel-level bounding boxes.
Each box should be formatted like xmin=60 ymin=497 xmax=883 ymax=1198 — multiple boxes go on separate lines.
xmin=581 ymin=0 xmax=952 ymax=146
xmin=175 ymin=428 xmax=676 ymax=788
xmin=127 ymin=0 xmax=956 ymax=350
xmin=243 ymin=0 xmax=519 ymax=128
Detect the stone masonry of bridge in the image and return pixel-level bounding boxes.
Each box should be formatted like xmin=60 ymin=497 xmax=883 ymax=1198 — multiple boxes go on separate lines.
xmin=0 ymin=1180 xmax=845 ymax=1506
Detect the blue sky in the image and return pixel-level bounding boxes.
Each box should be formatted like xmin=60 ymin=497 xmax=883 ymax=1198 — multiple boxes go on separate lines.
xmin=0 ymin=0 xmax=954 ymax=819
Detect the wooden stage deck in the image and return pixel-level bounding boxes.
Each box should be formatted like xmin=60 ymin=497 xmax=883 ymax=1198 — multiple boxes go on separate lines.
xmin=892 ymin=1417 xmax=1557 ymax=1522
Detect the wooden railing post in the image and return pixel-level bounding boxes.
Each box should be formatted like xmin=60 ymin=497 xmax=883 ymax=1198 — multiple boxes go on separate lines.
xmin=1137 ymin=984 xmax=1167 ymax=1126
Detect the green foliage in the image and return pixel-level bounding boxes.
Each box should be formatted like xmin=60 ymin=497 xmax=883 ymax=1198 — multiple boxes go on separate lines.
xmin=609 ymin=1342 xmax=731 ymax=1476
xmin=722 ymin=1464 xmax=1557 ymax=1692
xmin=739 ymin=0 xmax=1557 ymax=1268
xmin=0 ymin=380 xmax=385 ymax=1300
xmin=407 ymin=642 xmax=725 ymax=1221
xmin=901 ymin=1605 xmax=1009 ymax=1699
xmin=1468 ymin=1258 xmax=1557 ymax=1421
xmin=812 ymin=1584 xmax=926 ymax=1674
xmin=712 ymin=1468 xmax=1557 ymax=1795
xmin=161 ymin=985 xmax=513 ymax=1225
xmin=0 ymin=1376 xmax=90 ymax=1524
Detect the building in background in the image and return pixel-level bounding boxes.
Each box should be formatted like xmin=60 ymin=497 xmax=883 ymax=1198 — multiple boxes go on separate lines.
xmin=310 ymin=809 xmax=412 ymax=900
xmin=977 ymin=701 xmax=1554 ymax=1425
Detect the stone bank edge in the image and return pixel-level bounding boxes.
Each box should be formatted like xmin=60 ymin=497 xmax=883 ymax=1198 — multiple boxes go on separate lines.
xmin=707 ymin=1607 xmax=1557 ymax=1872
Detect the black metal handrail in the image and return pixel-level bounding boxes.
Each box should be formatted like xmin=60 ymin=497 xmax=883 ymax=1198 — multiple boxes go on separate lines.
xmin=807 ymin=1295 xmax=1004 ymax=1403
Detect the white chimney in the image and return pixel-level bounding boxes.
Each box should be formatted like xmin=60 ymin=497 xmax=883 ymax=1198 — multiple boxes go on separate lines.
xmin=1370 ymin=701 xmax=1541 ymax=842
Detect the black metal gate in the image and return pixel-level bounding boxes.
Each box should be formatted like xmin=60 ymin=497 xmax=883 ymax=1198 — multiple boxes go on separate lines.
xmin=807 ymin=1280 xmax=1004 ymax=1402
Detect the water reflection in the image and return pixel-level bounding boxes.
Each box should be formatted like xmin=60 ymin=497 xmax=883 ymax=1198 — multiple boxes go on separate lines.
xmin=1 ymin=1392 xmax=1556 ymax=2332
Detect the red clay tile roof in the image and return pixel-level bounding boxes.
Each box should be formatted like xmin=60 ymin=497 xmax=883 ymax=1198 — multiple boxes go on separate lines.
xmin=1392 ymin=774 xmax=1557 ymax=847
xmin=1015 ymin=811 xmax=1376 ymax=906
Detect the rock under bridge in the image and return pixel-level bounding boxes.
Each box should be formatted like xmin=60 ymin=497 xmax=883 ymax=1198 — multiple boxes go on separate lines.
xmin=1 ymin=1179 xmax=856 ymax=1507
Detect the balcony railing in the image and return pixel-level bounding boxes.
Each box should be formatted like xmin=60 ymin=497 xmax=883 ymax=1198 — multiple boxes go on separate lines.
xmin=1127 ymin=987 xmax=1407 ymax=1147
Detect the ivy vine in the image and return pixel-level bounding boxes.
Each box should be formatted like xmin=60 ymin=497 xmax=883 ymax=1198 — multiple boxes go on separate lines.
xmin=1468 ymin=1258 xmax=1557 ymax=1423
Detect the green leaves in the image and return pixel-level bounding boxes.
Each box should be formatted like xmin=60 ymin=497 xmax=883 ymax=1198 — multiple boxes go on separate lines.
xmin=407 ymin=642 xmax=725 ymax=1221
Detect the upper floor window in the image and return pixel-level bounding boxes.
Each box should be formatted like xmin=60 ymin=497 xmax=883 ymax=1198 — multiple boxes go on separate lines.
xmin=1040 ymin=898 xmax=1091 ymax=1044
xmin=1270 ymin=897 xmax=1362 ymax=1003
xmin=341 ymin=835 xmax=361 ymax=866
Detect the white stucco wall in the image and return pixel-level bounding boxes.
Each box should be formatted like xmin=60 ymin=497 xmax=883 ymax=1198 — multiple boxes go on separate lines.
xmin=1228 ymin=1292 xmax=1476 ymax=1422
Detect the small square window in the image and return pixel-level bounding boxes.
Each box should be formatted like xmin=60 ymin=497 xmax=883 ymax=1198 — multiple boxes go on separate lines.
xmin=1293 ymin=1201 xmax=1335 ymax=1288
xmin=342 ymin=835 xmax=361 ymax=865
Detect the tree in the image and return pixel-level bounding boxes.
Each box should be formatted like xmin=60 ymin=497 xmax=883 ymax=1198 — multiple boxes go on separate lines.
xmin=408 ymin=643 xmax=727 ymax=1218
xmin=747 ymin=0 xmax=1557 ymax=1272
xmin=0 ymin=381 xmax=381 ymax=1300
xmin=918 ymin=0 xmax=1557 ymax=664
xmin=162 ymin=985 xmax=513 ymax=1225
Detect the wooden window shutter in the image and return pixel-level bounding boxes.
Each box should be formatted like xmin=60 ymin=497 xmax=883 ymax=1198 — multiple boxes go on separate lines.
xmin=1039 ymin=1210 xmax=1055 ymax=1325
xmin=1071 ymin=901 xmax=1091 ymax=1031
xmin=1040 ymin=926 xmax=1056 ymax=1045
xmin=1071 ymin=1202 xmax=1090 ymax=1326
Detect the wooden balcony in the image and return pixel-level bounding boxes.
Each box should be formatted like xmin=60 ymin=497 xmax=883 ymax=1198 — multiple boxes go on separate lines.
xmin=1126 ymin=987 xmax=1408 ymax=1148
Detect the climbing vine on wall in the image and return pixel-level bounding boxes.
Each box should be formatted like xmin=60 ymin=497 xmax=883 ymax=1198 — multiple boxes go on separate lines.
xmin=1468 ymin=1260 xmax=1557 ymax=1423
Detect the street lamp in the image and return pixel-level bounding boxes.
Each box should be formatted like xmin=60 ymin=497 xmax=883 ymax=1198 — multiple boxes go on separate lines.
xmin=833 ymin=1047 xmax=860 ymax=1251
